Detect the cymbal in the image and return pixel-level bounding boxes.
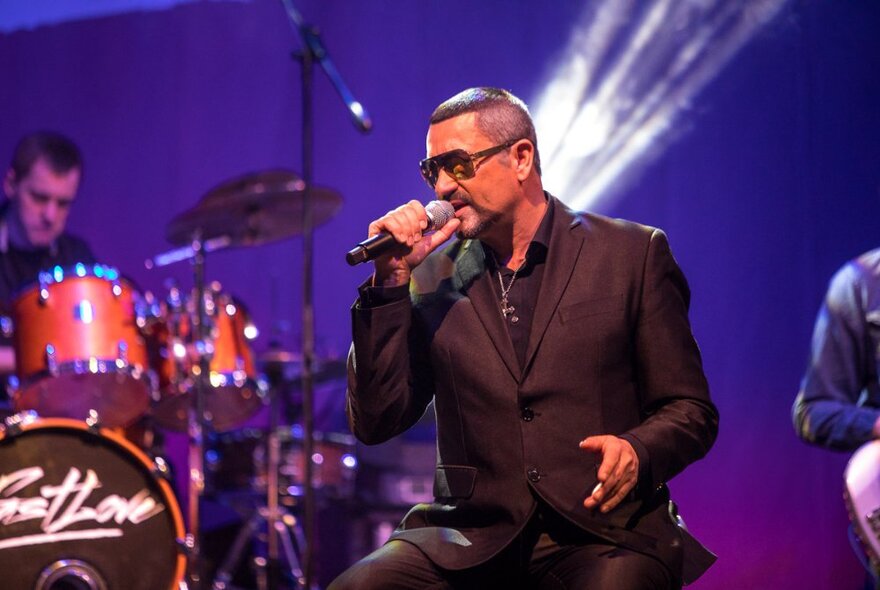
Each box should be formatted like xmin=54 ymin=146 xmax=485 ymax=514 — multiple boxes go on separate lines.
xmin=166 ymin=170 xmax=343 ymax=247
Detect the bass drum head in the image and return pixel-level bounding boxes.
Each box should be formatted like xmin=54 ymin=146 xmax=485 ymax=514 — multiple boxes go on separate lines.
xmin=0 ymin=417 xmax=185 ymax=590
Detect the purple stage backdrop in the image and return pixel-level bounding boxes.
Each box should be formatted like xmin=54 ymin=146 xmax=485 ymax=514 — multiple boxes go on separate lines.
xmin=2 ymin=1 xmax=880 ymax=587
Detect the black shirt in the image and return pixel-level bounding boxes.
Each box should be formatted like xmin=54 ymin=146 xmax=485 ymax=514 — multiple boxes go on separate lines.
xmin=0 ymin=235 xmax=96 ymax=311
xmin=358 ymin=197 xmax=555 ymax=373
xmin=485 ymin=201 xmax=553 ymax=372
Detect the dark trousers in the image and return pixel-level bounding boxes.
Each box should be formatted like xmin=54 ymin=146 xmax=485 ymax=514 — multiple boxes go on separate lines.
xmin=329 ymin=507 xmax=677 ymax=590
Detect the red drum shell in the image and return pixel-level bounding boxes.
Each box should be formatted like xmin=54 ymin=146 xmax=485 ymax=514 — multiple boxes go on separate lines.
xmin=150 ymin=291 xmax=263 ymax=432
xmin=11 ymin=269 xmax=152 ymax=427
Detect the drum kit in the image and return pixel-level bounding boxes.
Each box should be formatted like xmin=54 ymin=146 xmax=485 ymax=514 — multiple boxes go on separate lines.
xmin=0 ymin=170 xmax=350 ymax=590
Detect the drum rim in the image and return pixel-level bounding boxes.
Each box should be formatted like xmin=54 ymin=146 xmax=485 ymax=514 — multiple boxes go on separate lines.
xmin=9 ymin=262 xmax=146 ymax=302
xmin=11 ymin=360 xmax=154 ymax=391
xmin=10 ymin=364 xmax=155 ymax=429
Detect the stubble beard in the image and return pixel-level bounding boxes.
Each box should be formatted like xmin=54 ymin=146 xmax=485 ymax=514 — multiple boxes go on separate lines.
xmin=453 ymin=199 xmax=502 ymax=240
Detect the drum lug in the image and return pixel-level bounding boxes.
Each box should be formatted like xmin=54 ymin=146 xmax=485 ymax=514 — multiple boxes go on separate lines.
xmin=117 ymin=340 xmax=129 ymax=366
xmin=38 ymin=270 xmax=52 ymax=304
xmin=85 ymin=409 xmax=103 ymax=432
xmin=178 ymin=534 xmax=197 ymax=556
xmin=153 ymin=455 xmax=174 ymax=481
xmin=195 ymin=339 xmax=215 ymax=362
xmin=46 ymin=344 xmax=59 ymax=375
xmin=166 ymin=280 xmax=184 ymax=311
xmin=136 ymin=290 xmax=161 ymax=330
xmin=2 ymin=410 xmax=39 ymax=436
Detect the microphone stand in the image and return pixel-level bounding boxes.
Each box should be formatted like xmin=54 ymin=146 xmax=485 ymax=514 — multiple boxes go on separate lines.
xmin=279 ymin=2 xmax=371 ymax=588
xmin=281 ymin=1 xmax=372 ymax=134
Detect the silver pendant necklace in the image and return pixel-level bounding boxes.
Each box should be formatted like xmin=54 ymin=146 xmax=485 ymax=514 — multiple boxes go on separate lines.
xmin=494 ymin=253 xmax=524 ymax=321
xmin=497 ymin=269 xmax=519 ymax=319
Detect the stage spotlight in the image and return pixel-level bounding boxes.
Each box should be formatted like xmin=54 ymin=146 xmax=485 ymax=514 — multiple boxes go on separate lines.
xmin=532 ymin=0 xmax=789 ymax=212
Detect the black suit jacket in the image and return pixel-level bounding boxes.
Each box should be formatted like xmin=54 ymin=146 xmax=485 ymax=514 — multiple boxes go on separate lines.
xmin=347 ymin=196 xmax=718 ymax=582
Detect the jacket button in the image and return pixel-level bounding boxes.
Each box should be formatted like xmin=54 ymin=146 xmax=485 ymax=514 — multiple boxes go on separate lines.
xmin=521 ymin=407 xmax=534 ymax=421
xmin=527 ymin=468 xmax=541 ymax=482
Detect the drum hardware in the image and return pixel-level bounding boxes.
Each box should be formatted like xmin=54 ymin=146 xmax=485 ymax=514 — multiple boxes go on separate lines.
xmin=209 ymin=352 xmax=314 ymax=590
xmin=211 ymin=505 xmax=309 ymax=590
xmin=84 ymin=407 xmax=102 ymax=432
xmin=144 ymin=144 xmax=344 ymax=589
xmin=142 ymin=231 xmax=222 ymax=589
xmin=154 ymin=453 xmax=173 ymax=480
xmin=145 ymin=235 xmax=233 ymax=271
xmin=35 ymin=559 xmax=108 ymax=590
xmin=45 ymin=343 xmax=58 ymax=373
xmin=147 ymin=243 xmax=264 ymax=588
xmin=187 ymin=234 xmax=211 ymax=590
xmin=0 ymin=407 xmax=38 ymax=435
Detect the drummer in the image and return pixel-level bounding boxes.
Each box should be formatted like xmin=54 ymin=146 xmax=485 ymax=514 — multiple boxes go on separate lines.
xmin=0 ymin=131 xmax=96 ymax=387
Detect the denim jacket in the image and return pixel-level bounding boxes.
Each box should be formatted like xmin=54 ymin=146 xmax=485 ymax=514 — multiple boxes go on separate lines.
xmin=793 ymin=248 xmax=880 ymax=451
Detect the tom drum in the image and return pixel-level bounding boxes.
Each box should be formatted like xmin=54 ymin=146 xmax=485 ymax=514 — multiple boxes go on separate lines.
xmin=10 ymin=264 xmax=154 ymax=427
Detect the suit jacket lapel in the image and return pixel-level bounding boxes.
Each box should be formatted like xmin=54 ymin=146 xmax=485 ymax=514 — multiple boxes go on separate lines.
xmin=523 ymin=199 xmax=584 ymax=375
xmin=454 ymin=240 xmax=520 ymax=381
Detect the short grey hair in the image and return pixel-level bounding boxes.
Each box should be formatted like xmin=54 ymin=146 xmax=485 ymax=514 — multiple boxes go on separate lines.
xmin=430 ymin=87 xmax=541 ymax=176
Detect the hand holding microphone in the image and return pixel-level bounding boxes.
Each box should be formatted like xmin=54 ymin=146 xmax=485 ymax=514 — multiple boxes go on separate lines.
xmin=346 ymin=200 xmax=456 ymax=265
xmin=346 ymin=199 xmax=458 ymax=285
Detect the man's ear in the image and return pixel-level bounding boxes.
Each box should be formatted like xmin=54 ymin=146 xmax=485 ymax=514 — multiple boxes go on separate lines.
xmin=3 ymin=168 xmax=17 ymax=200
xmin=513 ymin=140 xmax=535 ymax=182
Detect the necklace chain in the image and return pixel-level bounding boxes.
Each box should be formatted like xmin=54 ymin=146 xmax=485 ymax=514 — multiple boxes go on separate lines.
xmin=493 ymin=253 xmax=524 ymax=319
xmin=497 ymin=269 xmax=519 ymax=318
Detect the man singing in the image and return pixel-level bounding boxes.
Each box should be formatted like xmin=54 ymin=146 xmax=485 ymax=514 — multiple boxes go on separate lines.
xmin=332 ymin=87 xmax=718 ymax=589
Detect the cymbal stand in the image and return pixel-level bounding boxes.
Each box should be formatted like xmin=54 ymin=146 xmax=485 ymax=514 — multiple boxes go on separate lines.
xmin=265 ymin=357 xmax=286 ymax=588
xmin=211 ymin=361 xmax=311 ymax=590
xmin=212 ymin=505 xmax=308 ymax=590
xmin=186 ymin=233 xmax=211 ymax=589
xmin=146 ymin=232 xmax=226 ymax=588
xmin=280 ymin=2 xmax=371 ymax=586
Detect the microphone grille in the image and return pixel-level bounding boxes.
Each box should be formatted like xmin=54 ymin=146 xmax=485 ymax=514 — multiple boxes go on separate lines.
xmin=425 ymin=200 xmax=455 ymax=231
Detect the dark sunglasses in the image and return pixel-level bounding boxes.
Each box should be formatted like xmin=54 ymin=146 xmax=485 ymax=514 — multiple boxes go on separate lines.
xmin=418 ymin=139 xmax=520 ymax=188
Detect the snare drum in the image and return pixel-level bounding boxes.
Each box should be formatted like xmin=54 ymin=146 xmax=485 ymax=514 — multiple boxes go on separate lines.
xmin=0 ymin=414 xmax=185 ymax=590
xmin=151 ymin=285 xmax=264 ymax=432
xmin=10 ymin=264 xmax=154 ymax=427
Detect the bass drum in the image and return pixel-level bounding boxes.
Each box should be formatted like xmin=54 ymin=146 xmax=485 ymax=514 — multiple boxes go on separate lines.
xmin=0 ymin=415 xmax=185 ymax=590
